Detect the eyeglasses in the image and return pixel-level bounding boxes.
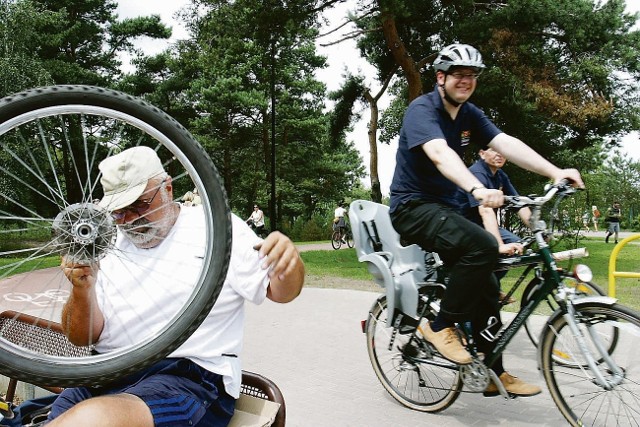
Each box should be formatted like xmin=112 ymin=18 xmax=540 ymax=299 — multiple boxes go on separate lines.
xmin=111 ymin=179 xmax=165 ymax=220
xmin=448 ymin=72 xmax=479 ymax=81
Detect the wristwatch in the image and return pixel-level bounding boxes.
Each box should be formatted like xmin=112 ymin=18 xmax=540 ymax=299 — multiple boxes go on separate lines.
xmin=469 ymin=185 xmax=485 ymax=195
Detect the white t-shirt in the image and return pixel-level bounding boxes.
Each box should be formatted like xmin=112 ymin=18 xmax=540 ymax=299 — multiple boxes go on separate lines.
xmin=95 ymin=207 xmax=268 ymax=398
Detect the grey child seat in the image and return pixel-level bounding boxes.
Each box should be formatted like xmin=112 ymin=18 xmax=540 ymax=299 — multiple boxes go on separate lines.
xmin=349 ymin=200 xmax=432 ymax=327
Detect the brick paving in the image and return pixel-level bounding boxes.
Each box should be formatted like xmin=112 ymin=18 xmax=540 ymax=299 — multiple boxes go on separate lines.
xmin=243 ymin=287 xmax=569 ymax=427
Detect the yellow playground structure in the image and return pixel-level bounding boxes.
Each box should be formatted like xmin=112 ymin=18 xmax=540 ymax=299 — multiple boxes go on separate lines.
xmin=608 ymin=234 xmax=640 ymax=297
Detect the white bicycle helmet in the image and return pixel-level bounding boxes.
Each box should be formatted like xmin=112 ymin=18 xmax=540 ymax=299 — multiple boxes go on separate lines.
xmin=433 ymin=43 xmax=485 ymax=73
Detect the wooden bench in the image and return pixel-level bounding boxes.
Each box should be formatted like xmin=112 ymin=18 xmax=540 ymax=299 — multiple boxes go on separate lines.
xmin=0 ymin=311 xmax=285 ymax=426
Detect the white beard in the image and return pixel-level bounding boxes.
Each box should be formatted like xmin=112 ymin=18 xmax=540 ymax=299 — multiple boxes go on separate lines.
xmin=119 ymin=188 xmax=175 ymax=248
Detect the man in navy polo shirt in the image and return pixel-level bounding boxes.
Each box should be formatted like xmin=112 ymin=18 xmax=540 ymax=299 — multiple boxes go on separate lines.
xmin=389 ymin=43 xmax=583 ymax=396
xmin=457 ymin=147 xmax=532 ymax=304
xmin=457 ymin=148 xmax=531 ymax=254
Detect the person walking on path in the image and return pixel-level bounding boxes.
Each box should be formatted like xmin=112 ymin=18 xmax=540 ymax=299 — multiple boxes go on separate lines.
xmin=592 ymin=205 xmax=600 ymax=231
xmin=581 ymin=211 xmax=591 ymax=232
xmin=605 ymin=201 xmax=622 ymax=243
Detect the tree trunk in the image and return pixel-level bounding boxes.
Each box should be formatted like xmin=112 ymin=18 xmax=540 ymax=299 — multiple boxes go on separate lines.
xmin=364 ymin=91 xmax=382 ymax=203
xmin=380 ymin=11 xmax=423 ymax=101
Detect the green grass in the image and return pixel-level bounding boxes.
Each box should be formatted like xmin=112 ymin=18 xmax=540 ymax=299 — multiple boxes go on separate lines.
xmin=576 ymin=237 xmax=640 ymax=309
xmin=300 ymin=248 xmax=370 ymax=280
xmin=3 ymin=236 xmax=638 ymax=309
xmin=300 ymin=237 xmax=640 ymax=310
xmin=0 ymin=256 xmax=60 ymax=276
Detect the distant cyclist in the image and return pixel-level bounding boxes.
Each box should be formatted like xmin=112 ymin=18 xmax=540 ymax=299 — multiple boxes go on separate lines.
xmin=333 ymin=202 xmax=347 ymax=243
xmin=247 ymin=204 xmax=266 ymax=237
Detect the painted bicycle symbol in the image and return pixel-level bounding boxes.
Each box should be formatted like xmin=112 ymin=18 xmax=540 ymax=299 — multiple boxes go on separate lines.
xmin=3 ymin=289 xmax=70 ymax=307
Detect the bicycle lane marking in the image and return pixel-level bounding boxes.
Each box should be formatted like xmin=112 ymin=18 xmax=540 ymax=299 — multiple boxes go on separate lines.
xmin=3 ymin=289 xmax=70 ymax=307
xmin=0 ymin=267 xmax=70 ymax=318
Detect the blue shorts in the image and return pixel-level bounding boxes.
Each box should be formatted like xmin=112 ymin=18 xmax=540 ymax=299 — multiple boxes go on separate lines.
xmin=47 ymin=358 xmax=235 ymax=427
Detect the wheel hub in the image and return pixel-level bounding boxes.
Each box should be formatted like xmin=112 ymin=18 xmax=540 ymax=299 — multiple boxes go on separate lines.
xmin=52 ymin=203 xmax=117 ymax=264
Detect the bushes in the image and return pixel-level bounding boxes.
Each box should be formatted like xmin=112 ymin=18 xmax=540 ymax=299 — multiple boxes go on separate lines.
xmin=282 ymin=214 xmax=334 ymax=241
xmin=0 ymin=224 xmax=51 ymax=252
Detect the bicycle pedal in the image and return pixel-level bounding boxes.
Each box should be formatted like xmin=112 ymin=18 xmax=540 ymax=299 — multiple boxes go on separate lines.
xmin=482 ymin=390 xmax=517 ymax=399
xmin=481 ymin=370 xmax=512 ymax=400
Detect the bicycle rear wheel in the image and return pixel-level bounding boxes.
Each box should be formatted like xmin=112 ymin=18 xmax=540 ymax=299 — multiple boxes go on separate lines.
xmin=0 ymin=85 xmax=231 ymax=387
xmin=540 ymin=302 xmax=640 ymax=426
xmin=365 ymin=296 xmax=462 ymax=412
xmin=522 ymin=276 xmax=605 ymax=348
xmin=331 ymin=231 xmax=342 ymax=250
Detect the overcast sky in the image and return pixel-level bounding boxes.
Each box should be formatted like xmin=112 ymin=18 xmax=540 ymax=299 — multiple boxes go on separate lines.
xmin=116 ymin=1 xmax=640 ymax=195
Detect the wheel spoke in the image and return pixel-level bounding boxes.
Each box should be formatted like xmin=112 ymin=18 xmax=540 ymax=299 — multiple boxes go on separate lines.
xmin=0 ymin=86 xmax=230 ymax=387
xmin=541 ymin=303 xmax=640 ymax=426
xmin=365 ymin=296 xmax=461 ymax=411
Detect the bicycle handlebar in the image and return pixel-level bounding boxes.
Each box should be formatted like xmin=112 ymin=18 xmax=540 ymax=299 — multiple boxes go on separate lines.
xmin=503 ymin=180 xmax=576 ymax=211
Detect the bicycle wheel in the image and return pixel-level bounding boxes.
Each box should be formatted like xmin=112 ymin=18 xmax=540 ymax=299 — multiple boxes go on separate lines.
xmin=346 ymin=230 xmax=354 ymax=248
xmin=331 ymin=231 xmax=342 ymax=250
xmin=365 ymin=296 xmax=462 ymax=412
xmin=0 ymin=85 xmax=231 ymax=387
xmin=522 ymin=276 xmax=605 ymax=348
xmin=540 ymin=302 xmax=640 ymax=426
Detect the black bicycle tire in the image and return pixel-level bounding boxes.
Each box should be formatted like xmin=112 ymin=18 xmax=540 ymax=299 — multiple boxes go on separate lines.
xmin=366 ymin=296 xmax=462 ymax=412
xmin=0 ymin=85 xmax=231 ymax=387
xmin=346 ymin=231 xmax=354 ymax=248
xmin=540 ymin=302 xmax=640 ymax=426
xmin=521 ymin=276 xmax=605 ymax=348
xmin=331 ymin=231 xmax=341 ymax=250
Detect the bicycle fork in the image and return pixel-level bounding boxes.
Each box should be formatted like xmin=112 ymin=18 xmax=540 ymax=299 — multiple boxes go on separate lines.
xmin=562 ymin=303 xmax=625 ymax=390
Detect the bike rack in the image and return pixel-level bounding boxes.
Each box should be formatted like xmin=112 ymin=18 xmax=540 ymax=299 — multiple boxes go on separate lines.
xmin=607 ymin=233 xmax=640 ymax=297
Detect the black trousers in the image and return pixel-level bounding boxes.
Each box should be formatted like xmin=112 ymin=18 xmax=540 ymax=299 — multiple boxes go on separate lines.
xmin=391 ymin=201 xmax=504 ymax=366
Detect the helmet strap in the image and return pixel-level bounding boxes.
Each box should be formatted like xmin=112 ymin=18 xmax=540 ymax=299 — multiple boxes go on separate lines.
xmin=439 ymin=77 xmax=462 ymax=108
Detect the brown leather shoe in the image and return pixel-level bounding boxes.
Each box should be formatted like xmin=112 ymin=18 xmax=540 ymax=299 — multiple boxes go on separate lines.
xmin=484 ymin=372 xmax=542 ymax=397
xmin=418 ymin=323 xmax=472 ymax=365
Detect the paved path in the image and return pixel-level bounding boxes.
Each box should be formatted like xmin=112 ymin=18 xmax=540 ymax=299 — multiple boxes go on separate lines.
xmin=3 ymin=233 xmax=638 ymax=425
xmin=243 ymin=288 xmax=568 ymax=427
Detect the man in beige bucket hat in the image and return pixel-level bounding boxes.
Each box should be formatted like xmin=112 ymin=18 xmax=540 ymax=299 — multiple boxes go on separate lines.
xmin=50 ymin=146 xmax=304 ymax=427
xmin=98 ymin=146 xmax=165 ymax=211
xmin=97 ymin=146 xmax=177 ymax=249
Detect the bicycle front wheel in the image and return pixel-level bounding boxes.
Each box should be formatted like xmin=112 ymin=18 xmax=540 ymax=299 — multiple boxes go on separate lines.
xmin=522 ymin=276 xmax=605 ymax=348
xmin=365 ymin=296 xmax=462 ymax=412
xmin=0 ymin=85 xmax=231 ymax=387
xmin=346 ymin=230 xmax=354 ymax=248
xmin=331 ymin=231 xmax=342 ymax=250
xmin=540 ymin=302 xmax=640 ymax=426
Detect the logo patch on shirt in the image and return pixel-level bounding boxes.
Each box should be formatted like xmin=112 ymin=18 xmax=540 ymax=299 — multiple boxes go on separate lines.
xmin=460 ymin=130 xmax=471 ymax=146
